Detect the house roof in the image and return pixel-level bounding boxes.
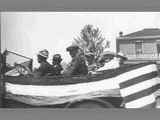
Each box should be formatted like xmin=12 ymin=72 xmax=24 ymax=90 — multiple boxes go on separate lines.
xmin=124 ymin=28 xmax=160 ymax=37
xmin=117 ymin=28 xmax=160 ymax=40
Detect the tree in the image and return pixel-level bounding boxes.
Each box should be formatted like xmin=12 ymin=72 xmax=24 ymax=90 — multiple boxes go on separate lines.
xmin=73 ymin=24 xmax=110 ymax=64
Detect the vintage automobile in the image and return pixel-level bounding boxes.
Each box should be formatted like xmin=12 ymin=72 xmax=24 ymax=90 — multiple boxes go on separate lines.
xmin=0 ymin=50 xmax=159 ymax=108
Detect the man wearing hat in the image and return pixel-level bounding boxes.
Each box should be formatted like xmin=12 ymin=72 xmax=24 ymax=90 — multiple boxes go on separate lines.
xmin=51 ymin=54 xmax=63 ymax=76
xmin=116 ymin=52 xmax=128 ymax=65
xmin=63 ymin=45 xmax=88 ymax=76
xmin=85 ymin=52 xmax=97 ymax=71
xmin=85 ymin=52 xmax=95 ymax=65
xmin=33 ymin=49 xmax=53 ymax=77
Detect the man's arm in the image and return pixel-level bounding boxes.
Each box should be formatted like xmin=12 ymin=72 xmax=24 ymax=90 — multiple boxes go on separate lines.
xmin=63 ymin=59 xmax=78 ymax=76
xmin=33 ymin=63 xmax=47 ymax=77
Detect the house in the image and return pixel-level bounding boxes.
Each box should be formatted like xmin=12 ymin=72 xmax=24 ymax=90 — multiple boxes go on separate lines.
xmin=116 ymin=28 xmax=160 ymax=64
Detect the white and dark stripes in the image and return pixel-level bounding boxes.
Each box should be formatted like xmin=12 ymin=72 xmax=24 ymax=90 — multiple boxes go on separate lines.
xmin=117 ymin=63 xmax=159 ymax=108
xmin=125 ymin=94 xmax=156 ymax=108
xmin=5 ymin=62 xmax=160 ymax=108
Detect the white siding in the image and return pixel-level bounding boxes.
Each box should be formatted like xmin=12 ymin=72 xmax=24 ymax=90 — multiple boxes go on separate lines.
xmin=119 ymin=40 xmax=159 ymax=60
xmin=119 ymin=43 xmax=135 ymax=55
xmin=142 ymin=42 xmax=157 ymax=54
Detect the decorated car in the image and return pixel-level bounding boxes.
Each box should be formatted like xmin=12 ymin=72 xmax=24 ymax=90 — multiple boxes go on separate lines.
xmin=0 ymin=50 xmax=159 ymax=108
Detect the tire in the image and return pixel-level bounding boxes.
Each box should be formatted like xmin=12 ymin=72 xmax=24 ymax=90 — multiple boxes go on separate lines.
xmin=66 ymin=99 xmax=115 ymax=108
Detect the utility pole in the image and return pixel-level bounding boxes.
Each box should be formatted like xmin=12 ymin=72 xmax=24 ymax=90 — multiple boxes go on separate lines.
xmin=0 ymin=12 xmax=4 ymax=108
xmin=0 ymin=12 xmax=3 ymax=107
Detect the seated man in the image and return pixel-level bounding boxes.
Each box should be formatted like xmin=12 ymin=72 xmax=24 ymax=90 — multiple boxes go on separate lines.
xmin=85 ymin=52 xmax=97 ymax=72
xmin=33 ymin=49 xmax=53 ymax=77
xmin=63 ymin=45 xmax=88 ymax=76
xmin=96 ymin=52 xmax=127 ymax=71
xmin=116 ymin=52 xmax=127 ymax=66
xmin=97 ymin=57 xmax=120 ymax=71
xmin=51 ymin=54 xmax=63 ymax=76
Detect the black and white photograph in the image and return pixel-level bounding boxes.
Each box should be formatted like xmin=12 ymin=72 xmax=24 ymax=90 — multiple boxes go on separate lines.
xmin=0 ymin=12 xmax=160 ymax=108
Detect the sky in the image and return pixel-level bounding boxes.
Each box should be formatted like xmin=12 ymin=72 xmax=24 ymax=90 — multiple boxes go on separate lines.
xmin=1 ymin=12 xmax=160 ymax=67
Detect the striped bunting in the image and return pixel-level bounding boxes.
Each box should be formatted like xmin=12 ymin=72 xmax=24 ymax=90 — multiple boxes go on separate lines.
xmin=117 ymin=63 xmax=160 ymax=109
xmin=4 ymin=62 xmax=160 ymax=108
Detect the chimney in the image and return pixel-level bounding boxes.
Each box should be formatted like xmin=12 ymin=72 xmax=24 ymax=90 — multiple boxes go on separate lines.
xmin=119 ymin=31 xmax=123 ymax=37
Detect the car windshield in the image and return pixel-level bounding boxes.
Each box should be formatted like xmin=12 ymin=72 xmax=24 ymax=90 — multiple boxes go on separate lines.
xmin=4 ymin=50 xmax=33 ymax=71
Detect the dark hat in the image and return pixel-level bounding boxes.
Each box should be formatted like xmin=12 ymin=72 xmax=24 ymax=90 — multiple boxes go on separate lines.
xmin=53 ymin=54 xmax=61 ymax=58
xmin=66 ymin=45 xmax=79 ymax=51
xmin=85 ymin=52 xmax=94 ymax=58
xmin=53 ymin=54 xmax=62 ymax=61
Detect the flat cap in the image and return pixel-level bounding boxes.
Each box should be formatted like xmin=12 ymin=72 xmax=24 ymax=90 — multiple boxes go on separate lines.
xmin=85 ymin=52 xmax=94 ymax=57
xmin=66 ymin=45 xmax=79 ymax=51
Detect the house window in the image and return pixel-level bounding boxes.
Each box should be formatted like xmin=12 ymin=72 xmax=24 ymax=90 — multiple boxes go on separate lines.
xmin=157 ymin=44 xmax=160 ymax=56
xmin=135 ymin=41 xmax=142 ymax=55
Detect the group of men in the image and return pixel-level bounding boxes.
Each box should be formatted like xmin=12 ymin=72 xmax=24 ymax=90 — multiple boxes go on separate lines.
xmin=1 ymin=44 xmax=127 ymax=78
xmin=33 ymin=45 xmax=88 ymax=77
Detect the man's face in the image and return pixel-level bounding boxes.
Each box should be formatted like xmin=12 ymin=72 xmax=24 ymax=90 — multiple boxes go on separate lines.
xmin=69 ymin=50 xmax=77 ymax=58
xmin=52 ymin=59 xmax=59 ymax=64
xmin=86 ymin=56 xmax=94 ymax=65
xmin=37 ymin=55 xmax=45 ymax=63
